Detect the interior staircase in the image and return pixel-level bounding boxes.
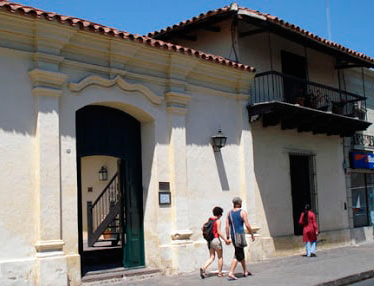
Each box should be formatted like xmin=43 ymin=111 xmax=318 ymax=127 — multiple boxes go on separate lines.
xmin=87 ymin=173 xmax=121 ymax=247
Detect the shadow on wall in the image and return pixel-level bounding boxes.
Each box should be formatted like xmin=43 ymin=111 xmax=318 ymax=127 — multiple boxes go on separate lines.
xmin=214 ymin=151 xmax=230 ymax=191
xmin=0 ymin=96 xmax=53 ymax=136
xmin=251 ymin=121 xmax=294 ymax=238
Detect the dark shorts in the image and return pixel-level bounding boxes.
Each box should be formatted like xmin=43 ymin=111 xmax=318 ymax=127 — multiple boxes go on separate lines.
xmin=233 ymin=245 xmax=245 ymax=261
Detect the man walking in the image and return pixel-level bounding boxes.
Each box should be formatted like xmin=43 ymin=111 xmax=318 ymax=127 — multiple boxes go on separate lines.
xmin=226 ymin=197 xmax=255 ymax=280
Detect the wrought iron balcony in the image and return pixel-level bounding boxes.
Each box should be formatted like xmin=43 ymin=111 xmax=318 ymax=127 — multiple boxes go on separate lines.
xmin=250 ymin=71 xmax=367 ymax=120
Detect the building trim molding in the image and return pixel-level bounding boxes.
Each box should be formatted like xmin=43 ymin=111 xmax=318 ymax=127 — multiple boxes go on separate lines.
xmin=34 ymin=239 xmax=65 ymax=253
xmin=68 ymin=74 xmax=163 ymax=105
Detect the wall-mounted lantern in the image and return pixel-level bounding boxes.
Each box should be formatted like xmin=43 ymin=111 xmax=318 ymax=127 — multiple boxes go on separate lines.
xmin=98 ymin=166 xmax=108 ymax=181
xmin=211 ymin=128 xmax=227 ymax=152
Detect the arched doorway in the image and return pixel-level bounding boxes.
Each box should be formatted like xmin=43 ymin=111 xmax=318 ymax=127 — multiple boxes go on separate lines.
xmin=76 ymin=105 xmax=144 ymax=275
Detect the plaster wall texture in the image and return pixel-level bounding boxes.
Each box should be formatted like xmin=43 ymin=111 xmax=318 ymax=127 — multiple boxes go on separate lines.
xmin=175 ymin=19 xmax=235 ymax=62
xmin=0 ymin=47 xmax=252 ymax=284
xmin=0 ymin=52 xmax=36 ymax=263
xmin=0 ymin=16 xmax=243 ymax=286
xmin=239 ymin=33 xmax=338 ymax=88
xmin=251 ymin=120 xmax=348 ymax=237
xmin=58 ymin=69 xmax=252 ymax=277
xmin=172 ymin=20 xmax=341 ymax=89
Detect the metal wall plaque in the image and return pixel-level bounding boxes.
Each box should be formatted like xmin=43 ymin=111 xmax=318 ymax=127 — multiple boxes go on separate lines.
xmin=159 ymin=192 xmax=171 ymax=205
xmin=159 ymin=182 xmax=170 ymax=191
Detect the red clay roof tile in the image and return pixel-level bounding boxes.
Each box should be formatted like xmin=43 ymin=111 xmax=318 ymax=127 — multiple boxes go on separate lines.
xmin=0 ymin=1 xmax=255 ymax=72
xmin=148 ymin=6 xmax=374 ymax=66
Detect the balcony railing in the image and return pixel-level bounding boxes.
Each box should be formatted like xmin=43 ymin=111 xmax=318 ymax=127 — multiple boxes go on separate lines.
xmin=250 ymin=71 xmax=367 ymax=119
xmin=353 ymin=133 xmax=374 ymax=148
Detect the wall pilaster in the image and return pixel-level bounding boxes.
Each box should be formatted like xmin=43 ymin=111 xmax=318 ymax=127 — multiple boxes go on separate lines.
xmin=166 ymin=92 xmax=192 ymax=239
xmin=29 ymin=68 xmax=68 ymax=286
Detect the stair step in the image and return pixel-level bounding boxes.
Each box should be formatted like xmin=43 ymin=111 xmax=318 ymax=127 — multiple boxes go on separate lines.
xmin=81 ymin=267 xmax=162 ymax=285
xmin=97 ymin=238 xmax=120 ymax=242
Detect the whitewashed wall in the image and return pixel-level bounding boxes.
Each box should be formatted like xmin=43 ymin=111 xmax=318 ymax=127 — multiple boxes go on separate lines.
xmin=0 ymin=48 xmax=37 ymax=285
xmin=251 ymin=122 xmax=348 ymax=235
xmin=174 ymin=20 xmax=341 ymax=88
xmin=0 ymin=10 xmax=254 ymax=285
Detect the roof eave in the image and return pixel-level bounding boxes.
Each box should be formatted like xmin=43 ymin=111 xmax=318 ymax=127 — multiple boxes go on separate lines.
xmin=150 ymin=8 xmax=374 ymax=69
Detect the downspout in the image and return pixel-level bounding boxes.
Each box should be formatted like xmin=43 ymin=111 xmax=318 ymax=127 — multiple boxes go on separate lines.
xmin=230 ymin=2 xmax=239 ymax=62
xmin=231 ymin=16 xmax=240 ymax=62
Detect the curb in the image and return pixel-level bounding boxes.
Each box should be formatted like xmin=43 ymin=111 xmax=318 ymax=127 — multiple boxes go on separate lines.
xmin=316 ymin=270 xmax=374 ymax=286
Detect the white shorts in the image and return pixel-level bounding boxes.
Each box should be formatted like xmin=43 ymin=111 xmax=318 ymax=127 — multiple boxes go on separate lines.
xmin=209 ymin=238 xmax=222 ymax=250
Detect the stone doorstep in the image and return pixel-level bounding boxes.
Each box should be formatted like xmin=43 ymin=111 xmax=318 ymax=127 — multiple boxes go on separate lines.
xmin=81 ymin=267 xmax=162 ymax=285
xmin=316 ymin=269 xmax=374 ymax=286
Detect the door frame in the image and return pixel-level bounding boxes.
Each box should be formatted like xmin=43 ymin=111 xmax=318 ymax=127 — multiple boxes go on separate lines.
xmin=76 ymin=105 xmax=145 ymax=274
xmin=289 ymin=153 xmax=318 ymax=235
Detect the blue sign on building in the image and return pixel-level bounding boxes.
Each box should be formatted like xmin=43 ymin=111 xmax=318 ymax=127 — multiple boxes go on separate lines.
xmin=351 ymin=152 xmax=374 ymax=169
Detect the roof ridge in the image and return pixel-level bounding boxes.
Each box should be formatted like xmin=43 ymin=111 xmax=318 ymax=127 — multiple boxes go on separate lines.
xmin=0 ymin=1 xmax=255 ymax=72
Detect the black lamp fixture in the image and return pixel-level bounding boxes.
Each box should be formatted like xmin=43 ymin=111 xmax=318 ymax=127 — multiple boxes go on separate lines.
xmin=211 ymin=128 xmax=227 ymax=152
xmin=98 ymin=166 xmax=108 ymax=181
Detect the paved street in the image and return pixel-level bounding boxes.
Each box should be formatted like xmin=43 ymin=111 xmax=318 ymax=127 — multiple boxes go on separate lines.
xmin=117 ymin=243 xmax=374 ymax=286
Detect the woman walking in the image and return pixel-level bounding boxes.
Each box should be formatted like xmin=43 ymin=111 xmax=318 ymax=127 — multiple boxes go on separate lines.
xmin=200 ymin=206 xmax=231 ymax=278
xmin=298 ymin=204 xmax=318 ymax=257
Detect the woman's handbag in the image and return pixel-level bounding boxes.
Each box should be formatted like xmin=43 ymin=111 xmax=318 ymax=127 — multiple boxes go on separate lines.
xmin=230 ymin=211 xmax=248 ymax=248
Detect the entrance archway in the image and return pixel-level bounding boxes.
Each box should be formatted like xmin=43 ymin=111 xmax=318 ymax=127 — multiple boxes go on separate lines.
xmin=76 ymin=105 xmax=144 ymax=274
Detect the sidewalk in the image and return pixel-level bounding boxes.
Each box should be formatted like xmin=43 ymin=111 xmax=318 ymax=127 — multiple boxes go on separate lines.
xmin=124 ymin=243 xmax=374 ymax=286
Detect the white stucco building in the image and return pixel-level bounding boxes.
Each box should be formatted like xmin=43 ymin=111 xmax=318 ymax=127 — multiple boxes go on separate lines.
xmin=1 ymin=1 xmax=374 ymax=285
xmin=150 ymin=3 xmax=374 ymax=257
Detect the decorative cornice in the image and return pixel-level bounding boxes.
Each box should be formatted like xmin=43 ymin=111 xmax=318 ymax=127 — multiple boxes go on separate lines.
xmin=32 ymin=87 xmax=63 ymax=97
xmin=29 ymin=68 xmax=68 ymax=89
xmin=68 ymin=75 xmax=163 ymax=105
xmin=33 ymin=52 xmax=65 ymax=67
xmin=35 ymin=21 xmax=76 ymax=54
xmin=167 ymin=54 xmax=198 ymax=93
xmin=165 ymin=92 xmax=191 ymax=105
xmin=165 ymin=92 xmax=191 ymax=115
xmin=35 ymin=239 xmax=65 ymax=252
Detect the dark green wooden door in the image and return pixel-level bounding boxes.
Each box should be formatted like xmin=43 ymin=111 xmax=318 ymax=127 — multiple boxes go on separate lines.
xmin=120 ymin=158 xmax=145 ymax=267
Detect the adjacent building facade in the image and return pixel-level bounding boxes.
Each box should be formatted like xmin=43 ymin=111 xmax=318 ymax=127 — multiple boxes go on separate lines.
xmin=149 ymin=3 xmax=374 ymax=257
xmin=1 ymin=2 xmax=374 ymax=285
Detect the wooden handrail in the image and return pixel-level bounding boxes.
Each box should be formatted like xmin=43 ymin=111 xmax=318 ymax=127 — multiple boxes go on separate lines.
xmin=92 ymin=172 xmax=118 ymax=208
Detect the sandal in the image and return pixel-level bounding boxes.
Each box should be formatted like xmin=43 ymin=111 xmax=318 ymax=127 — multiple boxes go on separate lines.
xmin=199 ymin=268 xmax=206 ymax=279
xmin=244 ymin=271 xmax=252 ymax=277
xmin=218 ymin=272 xmax=224 ymax=277
xmin=228 ymin=274 xmax=238 ymax=280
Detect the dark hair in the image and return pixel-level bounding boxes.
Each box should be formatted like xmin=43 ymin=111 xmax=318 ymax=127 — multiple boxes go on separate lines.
xmin=213 ymin=206 xmax=223 ymax=216
xmin=304 ymin=204 xmax=310 ymax=225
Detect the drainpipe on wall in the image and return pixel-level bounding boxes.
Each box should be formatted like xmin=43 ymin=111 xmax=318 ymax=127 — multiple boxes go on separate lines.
xmin=231 ymin=15 xmax=240 ymax=62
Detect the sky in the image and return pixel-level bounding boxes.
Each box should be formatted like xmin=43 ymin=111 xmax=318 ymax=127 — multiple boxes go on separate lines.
xmin=18 ymin=0 xmax=374 ymax=58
